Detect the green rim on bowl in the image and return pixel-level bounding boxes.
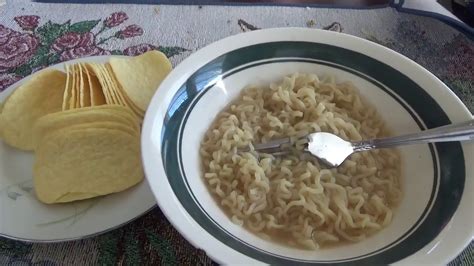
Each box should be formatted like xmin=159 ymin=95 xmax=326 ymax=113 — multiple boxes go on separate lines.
xmin=160 ymin=42 xmax=464 ymax=264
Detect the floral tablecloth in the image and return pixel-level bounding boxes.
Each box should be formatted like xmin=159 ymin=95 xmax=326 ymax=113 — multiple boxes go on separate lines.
xmin=0 ymin=0 xmax=472 ymax=265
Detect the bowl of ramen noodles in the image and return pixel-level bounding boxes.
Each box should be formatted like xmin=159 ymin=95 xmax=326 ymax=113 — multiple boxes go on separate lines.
xmin=141 ymin=28 xmax=474 ymax=265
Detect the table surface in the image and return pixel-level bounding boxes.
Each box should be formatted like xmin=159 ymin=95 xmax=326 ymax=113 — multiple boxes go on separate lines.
xmin=0 ymin=0 xmax=472 ymax=265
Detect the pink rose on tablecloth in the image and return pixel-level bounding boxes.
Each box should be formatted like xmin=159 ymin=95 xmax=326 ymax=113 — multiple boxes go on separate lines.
xmin=52 ymin=32 xmax=95 ymax=52
xmin=0 ymin=25 xmax=15 ymax=38
xmin=60 ymin=46 xmax=111 ymax=61
xmin=0 ymin=73 xmax=21 ymax=92
xmin=0 ymin=25 xmax=19 ymax=45
xmin=117 ymin=25 xmax=143 ymax=39
xmin=123 ymin=43 xmax=156 ymax=56
xmin=104 ymin=12 xmax=128 ymax=28
xmin=14 ymin=15 xmax=40 ymax=31
xmin=0 ymin=31 xmax=39 ymax=72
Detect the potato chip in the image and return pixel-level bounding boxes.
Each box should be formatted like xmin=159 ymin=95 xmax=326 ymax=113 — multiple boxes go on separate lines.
xmin=78 ymin=63 xmax=91 ymax=108
xmin=87 ymin=63 xmax=115 ymax=105
xmin=102 ymin=63 xmax=144 ymax=119
xmin=63 ymin=121 xmax=137 ymax=138
xmin=33 ymin=105 xmax=140 ymax=145
xmin=82 ymin=63 xmax=106 ymax=106
xmin=1 ymin=69 xmax=66 ymax=150
xmin=98 ymin=64 xmax=123 ymax=106
xmin=110 ymin=51 xmax=172 ymax=111
xmin=103 ymin=64 xmax=128 ymax=105
xmin=67 ymin=64 xmax=77 ymax=109
xmin=0 ymin=92 xmax=13 ymax=114
xmin=74 ymin=64 xmax=81 ymax=108
xmin=34 ymin=127 xmax=143 ymax=204
xmin=62 ymin=64 xmax=73 ymax=111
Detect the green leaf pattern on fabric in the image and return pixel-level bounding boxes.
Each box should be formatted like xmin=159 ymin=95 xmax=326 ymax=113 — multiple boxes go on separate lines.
xmin=36 ymin=21 xmax=70 ymax=46
xmin=69 ymin=20 xmax=100 ymax=33
xmin=158 ymin=46 xmax=189 ymax=58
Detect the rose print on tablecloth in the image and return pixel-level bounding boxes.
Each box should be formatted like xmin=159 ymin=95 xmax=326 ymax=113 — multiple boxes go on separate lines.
xmin=51 ymin=32 xmax=95 ymax=52
xmin=104 ymin=12 xmax=128 ymax=28
xmin=123 ymin=43 xmax=156 ymax=56
xmin=122 ymin=43 xmax=188 ymax=58
xmin=14 ymin=15 xmax=40 ymax=31
xmin=0 ymin=12 xmax=188 ymax=92
xmin=0 ymin=24 xmax=15 ymax=43
xmin=60 ymin=46 xmax=111 ymax=61
xmin=117 ymin=24 xmax=143 ymax=39
xmin=0 ymin=25 xmax=39 ymax=74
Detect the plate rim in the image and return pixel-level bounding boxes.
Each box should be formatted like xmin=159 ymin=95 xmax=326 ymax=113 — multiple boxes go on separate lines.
xmin=142 ymin=28 xmax=474 ymax=264
xmin=0 ymin=55 xmax=157 ymax=243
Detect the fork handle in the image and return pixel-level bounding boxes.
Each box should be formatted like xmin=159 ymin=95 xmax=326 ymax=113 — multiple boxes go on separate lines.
xmin=352 ymin=119 xmax=474 ymax=151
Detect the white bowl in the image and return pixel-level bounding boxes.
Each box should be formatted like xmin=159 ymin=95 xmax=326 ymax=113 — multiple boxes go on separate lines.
xmin=141 ymin=28 xmax=473 ymax=264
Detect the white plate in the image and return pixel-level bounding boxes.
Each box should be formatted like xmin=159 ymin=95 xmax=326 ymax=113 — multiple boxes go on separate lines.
xmin=0 ymin=56 xmax=156 ymax=242
xmin=141 ymin=28 xmax=473 ymax=264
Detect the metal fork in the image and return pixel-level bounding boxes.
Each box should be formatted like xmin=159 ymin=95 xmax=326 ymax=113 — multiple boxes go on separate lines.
xmin=251 ymin=120 xmax=474 ymax=167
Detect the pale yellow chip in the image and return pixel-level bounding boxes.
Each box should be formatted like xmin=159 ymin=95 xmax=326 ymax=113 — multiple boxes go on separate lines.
xmin=103 ymin=63 xmax=144 ymax=119
xmin=98 ymin=64 xmax=123 ymax=105
xmin=87 ymin=63 xmax=115 ymax=104
xmin=78 ymin=63 xmax=91 ymax=108
xmin=87 ymin=63 xmax=144 ymax=120
xmin=34 ymin=127 xmax=143 ymax=204
xmin=1 ymin=69 xmax=66 ymax=150
xmin=33 ymin=105 xmax=140 ymax=146
xmin=82 ymin=63 xmax=106 ymax=106
xmin=110 ymin=50 xmax=172 ymax=112
xmin=68 ymin=64 xmax=77 ymax=109
xmin=104 ymin=63 xmax=144 ymax=113
xmin=0 ymin=93 xmax=13 ymax=114
xmin=85 ymin=63 xmax=109 ymax=104
xmin=64 ymin=121 xmax=137 ymax=138
xmin=62 ymin=64 xmax=73 ymax=111
xmin=74 ymin=64 xmax=81 ymax=108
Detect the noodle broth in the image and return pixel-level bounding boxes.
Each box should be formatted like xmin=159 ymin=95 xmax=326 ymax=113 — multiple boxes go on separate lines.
xmin=200 ymin=73 xmax=402 ymax=249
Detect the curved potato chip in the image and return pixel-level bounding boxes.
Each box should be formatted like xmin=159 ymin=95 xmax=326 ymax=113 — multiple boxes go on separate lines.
xmin=78 ymin=63 xmax=91 ymax=108
xmin=74 ymin=64 xmax=81 ymax=108
xmin=99 ymin=64 xmax=125 ymax=106
xmin=1 ymin=69 xmax=66 ymax=150
xmin=63 ymin=121 xmax=137 ymax=137
xmin=69 ymin=64 xmax=78 ymax=109
xmin=87 ymin=63 xmax=115 ymax=105
xmin=36 ymin=121 xmax=138 ymax=146
xmin=82 ymin=63 xmax=106 ymax=106
xmin=33 ymin=105 xmax=140 ymax=146
xmin=62 ymin=64 xmax=73 ymax=111
xmin=110 ymin=51 xmax=172 ymax=111
xmin=34 ymin=127 xmax=143 ymax=204
xmin=103 ymin=63 xmax=144 ymax=120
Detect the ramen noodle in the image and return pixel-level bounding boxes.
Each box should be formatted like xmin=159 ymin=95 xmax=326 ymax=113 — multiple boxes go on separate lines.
xmin=200 ymin=73 xmax=402 ymax=249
